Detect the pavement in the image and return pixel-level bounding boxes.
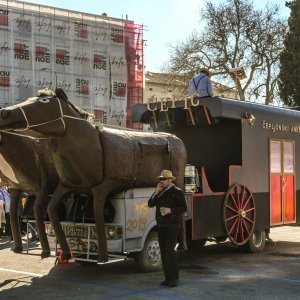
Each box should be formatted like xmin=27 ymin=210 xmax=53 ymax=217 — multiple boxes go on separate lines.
xmin=1 ymin=226 xmax=300 ymax=299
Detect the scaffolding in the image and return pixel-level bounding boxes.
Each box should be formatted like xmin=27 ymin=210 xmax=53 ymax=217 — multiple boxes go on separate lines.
xmin=0 ymin=0 xmax=144 ymax=128
xmin=124 ymin=22 xmax=144 ymax=129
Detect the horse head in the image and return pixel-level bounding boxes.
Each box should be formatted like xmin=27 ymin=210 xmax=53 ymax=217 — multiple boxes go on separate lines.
xmin=0 ymin=88 xmax=87 ymax=136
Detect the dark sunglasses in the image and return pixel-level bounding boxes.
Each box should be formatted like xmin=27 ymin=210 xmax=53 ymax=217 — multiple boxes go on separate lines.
xmin=159 ymin=178 xmax=169 ymax=181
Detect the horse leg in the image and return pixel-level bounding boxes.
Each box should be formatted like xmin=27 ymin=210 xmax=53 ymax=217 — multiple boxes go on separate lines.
xmin=92 ymin=183 xmax=111 ymax=263
xmin=34 ymin=189 xmax=51 ymax=259
xmin=9 ymin=189 xmax=22 ymax=253
xmin=47 ymin=183 xmax=71 ymax=260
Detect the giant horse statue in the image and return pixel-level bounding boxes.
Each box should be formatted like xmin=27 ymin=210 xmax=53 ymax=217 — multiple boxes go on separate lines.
xmin=0 ymin=89 xmax=187 ymax=262
xmin=0 ymin=131 xmax=58 ymax=258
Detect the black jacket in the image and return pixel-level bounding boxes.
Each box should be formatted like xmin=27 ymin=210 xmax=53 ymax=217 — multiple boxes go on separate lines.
xmin=148 ymin=184 xmax=187 ymax=228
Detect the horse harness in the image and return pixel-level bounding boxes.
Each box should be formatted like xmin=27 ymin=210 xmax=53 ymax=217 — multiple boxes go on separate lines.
xmin=18 ymin=96 xmax=86 ymax=132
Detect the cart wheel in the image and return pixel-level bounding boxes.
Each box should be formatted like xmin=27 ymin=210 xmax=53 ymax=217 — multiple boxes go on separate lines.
xmin=242 ymin=228 xmax=266 ymax=253
xmin=223 ymin=183 xmax=256 ymax=245
xmin=136 ymin=231 xmax=162 ymax=272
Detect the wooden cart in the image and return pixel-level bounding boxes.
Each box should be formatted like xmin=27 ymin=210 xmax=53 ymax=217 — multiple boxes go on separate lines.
xmin=133 ymin=96 xmax=300 ymax=252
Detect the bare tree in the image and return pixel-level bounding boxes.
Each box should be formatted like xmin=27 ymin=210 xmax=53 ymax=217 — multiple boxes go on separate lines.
xmin=164 ymin=0 xmax=286 ymax=104
xmin=278 ymin=1 xmax=300 ymax=107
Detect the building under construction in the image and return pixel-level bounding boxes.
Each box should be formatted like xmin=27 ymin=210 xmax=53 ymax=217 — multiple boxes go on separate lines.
xmin=0 ymin=0 xmax=144 ymax=128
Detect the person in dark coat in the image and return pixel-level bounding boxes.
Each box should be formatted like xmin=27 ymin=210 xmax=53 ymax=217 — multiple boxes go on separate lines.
xmin=148 ymin=170 xmax=187 ymax=287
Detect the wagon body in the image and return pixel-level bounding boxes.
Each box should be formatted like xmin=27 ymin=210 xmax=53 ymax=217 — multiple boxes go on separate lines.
xmin=134 ymin=96 xmax=300 ymax=248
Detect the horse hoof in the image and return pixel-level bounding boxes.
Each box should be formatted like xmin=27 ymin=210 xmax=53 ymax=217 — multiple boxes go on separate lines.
xmin=41 ymin=250 xmax=51 ymax=259
xmin=13 ymin=247 xmax=23 ymax=253
xmin=61 ymin=252 xmax=72 ymax=260
xmin=98 ymin=255 xmax=108 ymax=263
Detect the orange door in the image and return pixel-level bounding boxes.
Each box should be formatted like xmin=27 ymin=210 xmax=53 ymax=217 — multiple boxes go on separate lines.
xmin=270 ymin=140 xmax=296 ymax=225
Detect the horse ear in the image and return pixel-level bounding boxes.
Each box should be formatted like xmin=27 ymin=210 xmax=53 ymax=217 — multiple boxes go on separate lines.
xmin=55 ymin=88 xmax=68 ymax=102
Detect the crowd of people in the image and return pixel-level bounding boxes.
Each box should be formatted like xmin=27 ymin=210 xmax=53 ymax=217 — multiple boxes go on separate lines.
xmin=0 ymin=182 xmax=11 ymax=238
xmin=0 ymin=181 xmax=38 ymax=241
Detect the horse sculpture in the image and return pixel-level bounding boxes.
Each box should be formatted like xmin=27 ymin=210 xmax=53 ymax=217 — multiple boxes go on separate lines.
xmin=0 ymin=131 xmax=58 ymax=258
xmin=0 ymin=88 xmax=187 ymax=262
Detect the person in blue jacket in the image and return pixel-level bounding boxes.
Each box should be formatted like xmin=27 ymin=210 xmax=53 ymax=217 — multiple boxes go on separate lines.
xmin=189 ymin=68 xmax=213 ymax=97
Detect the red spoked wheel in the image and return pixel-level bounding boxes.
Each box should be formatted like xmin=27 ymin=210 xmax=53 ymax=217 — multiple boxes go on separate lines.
xmin=223 ymin=183 xmax=256 ymax=245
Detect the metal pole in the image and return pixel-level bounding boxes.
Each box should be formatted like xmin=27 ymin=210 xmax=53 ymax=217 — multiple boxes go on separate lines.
xmin=235 ymin=73 xmax=238 ymax=99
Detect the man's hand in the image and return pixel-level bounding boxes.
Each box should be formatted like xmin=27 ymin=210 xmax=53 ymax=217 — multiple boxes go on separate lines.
xmin=160 ymin=207 xmax=171 ymax=216
xmin=155 ymin=182 xmax=164 ymax=195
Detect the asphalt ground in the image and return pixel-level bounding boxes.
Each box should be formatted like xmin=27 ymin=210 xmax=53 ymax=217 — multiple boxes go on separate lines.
xmin=1 ymin=226 xmax=300 ymax=299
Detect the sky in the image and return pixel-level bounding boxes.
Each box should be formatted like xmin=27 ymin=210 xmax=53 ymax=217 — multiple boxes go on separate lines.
xmin=23 ymin=0 xmax=290 ymax=72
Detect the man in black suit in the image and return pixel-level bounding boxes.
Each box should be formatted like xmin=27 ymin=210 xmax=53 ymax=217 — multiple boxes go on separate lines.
xmin=148 ymin=170 xmax=187 ymax=287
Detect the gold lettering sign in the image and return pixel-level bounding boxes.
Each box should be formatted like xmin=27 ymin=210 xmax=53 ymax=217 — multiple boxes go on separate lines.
xmin=262 ymin=120 xmax=300 ymax=134
xmin=291 ymin=125 xmax=300 ymax=133
xmin=146 ymin=97 xmax=200 ymax=112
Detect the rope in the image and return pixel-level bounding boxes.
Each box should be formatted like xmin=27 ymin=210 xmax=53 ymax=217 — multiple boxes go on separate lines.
xmin=14 ymin=97 xmax=87 ymax=132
